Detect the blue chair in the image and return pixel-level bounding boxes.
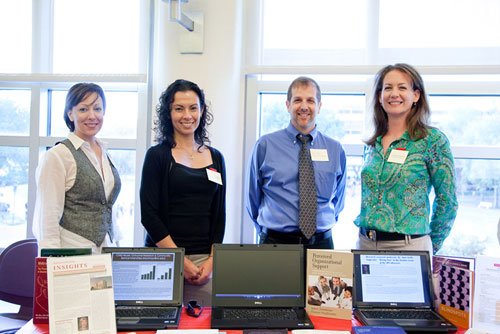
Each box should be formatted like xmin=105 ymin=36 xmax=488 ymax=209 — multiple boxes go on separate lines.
xmin=0 ymin=239 xmax=38 ymax=332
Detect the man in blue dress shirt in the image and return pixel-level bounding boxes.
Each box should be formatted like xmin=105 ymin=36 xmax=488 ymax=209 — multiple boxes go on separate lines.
xmin=246 ymin=76 xmax=347 ymax=249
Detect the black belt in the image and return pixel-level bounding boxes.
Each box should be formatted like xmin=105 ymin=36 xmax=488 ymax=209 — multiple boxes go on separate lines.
xmin=260 ymin=227 xmax=332 ymax=245
xmin=359 ymin=227 xmax=427 ymax=241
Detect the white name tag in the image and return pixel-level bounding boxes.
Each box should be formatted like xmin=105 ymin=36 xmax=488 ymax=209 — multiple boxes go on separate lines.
xmin=310 ymin=149 xmax=329 ymax=161
xmin=387 ymin=149 xmax=408 ymax=164
xmin=206 ymin=168 xmax=223 ymax=185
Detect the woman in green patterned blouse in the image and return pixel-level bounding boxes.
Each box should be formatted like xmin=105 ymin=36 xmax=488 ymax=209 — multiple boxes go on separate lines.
xmin=354 ymin=63 xmax=458 ymax=254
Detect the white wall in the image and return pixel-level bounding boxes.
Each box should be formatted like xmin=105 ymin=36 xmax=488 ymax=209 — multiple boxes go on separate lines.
xmin=154 ymin=0 xmax=245 ymax=243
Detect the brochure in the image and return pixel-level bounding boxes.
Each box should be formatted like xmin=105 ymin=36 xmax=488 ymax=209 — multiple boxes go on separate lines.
xmin=33 ymin=248 xmax=92 ymax=324
xmin=432 ymin=255 xmax=475 ymax=329
xmin=305 ymin=249 xmax=353 ymax=320
xmin=471 ymin=255 xmax=500 ymax=333
xmin=47 ymin=254 xmax=116 ymax=334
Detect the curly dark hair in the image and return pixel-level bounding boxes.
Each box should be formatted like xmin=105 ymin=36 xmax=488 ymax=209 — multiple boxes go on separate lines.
xmin=64 ymin=83 xmax=106 ymax=132
xmin=366 ymin=63 xmax=430 ymax=146
xmin=155 ymin=79 xmax=213 ymax=150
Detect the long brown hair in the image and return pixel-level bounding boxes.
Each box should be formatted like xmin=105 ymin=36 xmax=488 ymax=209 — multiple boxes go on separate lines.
xmin=365 ymin=63 xmax=431 ymax=146
xmin=154 ymin=79 xmax=213 ymax=150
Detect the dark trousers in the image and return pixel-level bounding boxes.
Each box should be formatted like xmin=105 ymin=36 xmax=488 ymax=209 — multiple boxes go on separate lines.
xmin=259 ymin=228 xmax=334 ymax=250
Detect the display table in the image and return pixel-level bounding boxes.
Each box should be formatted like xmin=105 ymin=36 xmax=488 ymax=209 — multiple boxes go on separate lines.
xmin=17 ymin=307 xmax=466 ymax=334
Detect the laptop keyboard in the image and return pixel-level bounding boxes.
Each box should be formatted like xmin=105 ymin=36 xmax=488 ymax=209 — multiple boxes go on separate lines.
xmin=223 ymin=308 xmax=298 ymax=320
xmin=116 ymin=306 xmax=178 ymax=318
xmin=361 ymin=309 xmax=441 ymax=320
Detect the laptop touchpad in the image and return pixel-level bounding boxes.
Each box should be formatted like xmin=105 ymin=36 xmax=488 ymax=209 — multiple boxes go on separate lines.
xmin=118 ymin=318 xmax=140 ymax=324
xmin=394 ymin=320 xmax=418 ymax=326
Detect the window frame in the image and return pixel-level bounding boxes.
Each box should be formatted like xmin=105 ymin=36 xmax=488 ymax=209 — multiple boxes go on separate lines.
xmin=242 ymin=66 xmax=500 ymax=245
xmin=0 ymin=0 xmax=154 ymax=249
xmin=259 ymin=0 xmax=500 ymax=67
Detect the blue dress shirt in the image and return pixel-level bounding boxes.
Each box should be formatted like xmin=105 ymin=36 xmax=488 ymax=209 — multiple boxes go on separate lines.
xmin=247 ymin=122 xmax=347 ymax=234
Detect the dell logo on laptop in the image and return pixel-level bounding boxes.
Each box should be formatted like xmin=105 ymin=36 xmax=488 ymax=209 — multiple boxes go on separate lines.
xmin=390 ymin=303 xmax=397 ymax=306
xmin=254 ymin=301 xmax=262 ymax=305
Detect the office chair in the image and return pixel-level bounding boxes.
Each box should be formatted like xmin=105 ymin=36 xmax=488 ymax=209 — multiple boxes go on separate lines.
xmin=0 ymin=239 xmax=38 ymax=333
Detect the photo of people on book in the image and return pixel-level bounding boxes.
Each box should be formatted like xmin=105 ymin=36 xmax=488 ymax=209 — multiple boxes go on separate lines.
xmin=307 ymin=275 xmax=352 ymax=310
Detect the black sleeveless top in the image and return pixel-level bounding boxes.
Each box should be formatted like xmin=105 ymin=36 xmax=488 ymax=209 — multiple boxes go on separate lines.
xmin=167 ymin=162 xmax=218 ymax=254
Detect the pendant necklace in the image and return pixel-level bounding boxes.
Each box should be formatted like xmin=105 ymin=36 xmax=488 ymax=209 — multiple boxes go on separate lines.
xmin=181 ymin=147 xmax=195 ymax=160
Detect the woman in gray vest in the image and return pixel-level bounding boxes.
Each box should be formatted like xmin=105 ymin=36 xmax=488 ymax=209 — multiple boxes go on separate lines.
xmin=33 ymin=83 xmax=121 ymax=254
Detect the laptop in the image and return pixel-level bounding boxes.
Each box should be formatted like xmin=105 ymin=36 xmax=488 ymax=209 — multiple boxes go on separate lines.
xmin=211 ymin=244 xmax=314 ymax=330
xmin=102 ymin=247 xmax=184 ymax=331
xmin=352 ymin=249 xmax=457 ymax=332
xmin=41 ymin=248 xmax=92 ymax=257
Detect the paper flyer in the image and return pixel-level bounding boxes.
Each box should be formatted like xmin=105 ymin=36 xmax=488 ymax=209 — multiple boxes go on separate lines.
xmin=472 ymin=255 xmax=500 ymax=333
xmin=47 ymin=254 xmax=116 ymax=334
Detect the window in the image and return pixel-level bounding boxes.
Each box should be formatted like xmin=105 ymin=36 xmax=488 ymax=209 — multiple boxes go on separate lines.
xmin=243 ymin=1 xmax=500 ymax=256
xmin=379 ymin=0 xmax=500 ymax=49
xmin=0 ymin=146 xmax=29 ymax=245
xmin=53 ymin=0 xmax=141 ymax=73
xmin=427 ymin=93 xmax=500 ymax=257
xmin=261 ymin=0 xmax=367 ymax=65
xmin=0 ymin=0 xmax=31 ymax=73
xmin=0 ymin=0 xmax=152 ymax=249
xmin=0 ymin=89 xmax=30 ymax=135
xmin=259 ymin=0 xmax=500 ymax=66
xmin=244 ymin=73 xmax=500 ymax=257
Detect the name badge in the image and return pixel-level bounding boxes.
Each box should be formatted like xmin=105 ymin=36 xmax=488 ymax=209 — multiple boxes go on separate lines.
xmin=206 ymin=168 xmax=223 ymax=185
xmin=387 ymin=149 xmax=408 ymax=164
xmin=310 ymin=149 xmax=329 ymax=161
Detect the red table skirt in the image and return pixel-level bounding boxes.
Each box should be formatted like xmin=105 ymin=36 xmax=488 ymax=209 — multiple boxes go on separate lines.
xmin=18 ymin=307 xmax=466 ymax=334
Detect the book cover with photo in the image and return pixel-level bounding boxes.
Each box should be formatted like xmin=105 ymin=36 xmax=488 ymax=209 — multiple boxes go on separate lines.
xmin=305 ymin=249 xmax=353 ymax=320
xmin=432 ymin=255 xmax=475 ymax=329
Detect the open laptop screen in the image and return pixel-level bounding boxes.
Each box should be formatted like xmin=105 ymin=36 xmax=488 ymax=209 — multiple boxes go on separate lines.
xmin=353 ymin=250 xmax=434 ymax=309
xmin=103 ymin=247 xmax=184 ymax=306
xmin=212 ymin=244 xmax=305 ymax=308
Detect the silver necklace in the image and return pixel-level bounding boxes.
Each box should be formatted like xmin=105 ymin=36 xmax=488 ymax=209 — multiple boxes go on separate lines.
xmin=179 ymin=147 xmax=195 ymax=160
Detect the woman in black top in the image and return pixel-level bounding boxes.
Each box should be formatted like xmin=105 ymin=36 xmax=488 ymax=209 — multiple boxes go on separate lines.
xmin=140 ymin=80 xmax=226 ymax=304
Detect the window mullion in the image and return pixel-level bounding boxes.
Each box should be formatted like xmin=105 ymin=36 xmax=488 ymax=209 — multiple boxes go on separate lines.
xmin=365 ymin=0 xmax=379 ymax=64
xmin=27 ymin=85 xmax=41 ymax=238
xmin=32 ymin=0 xmax=54 ymax=73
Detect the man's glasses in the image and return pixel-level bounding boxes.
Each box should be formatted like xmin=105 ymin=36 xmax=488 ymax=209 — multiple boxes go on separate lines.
xmin=186 ymin=300 xmax=203 ymax=317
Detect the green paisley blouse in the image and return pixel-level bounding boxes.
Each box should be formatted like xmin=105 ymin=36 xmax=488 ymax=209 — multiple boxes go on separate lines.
xmin=354 ymin=128 xmax=458 ymax=253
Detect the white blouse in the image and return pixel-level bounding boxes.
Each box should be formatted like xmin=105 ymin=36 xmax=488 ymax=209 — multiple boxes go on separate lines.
xmin=32 ymin=133 xmax=121 ymax=254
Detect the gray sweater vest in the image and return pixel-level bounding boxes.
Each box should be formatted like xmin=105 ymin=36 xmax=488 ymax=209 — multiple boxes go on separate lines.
xmin=59 ymin=139 xmax=121 ymax=246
